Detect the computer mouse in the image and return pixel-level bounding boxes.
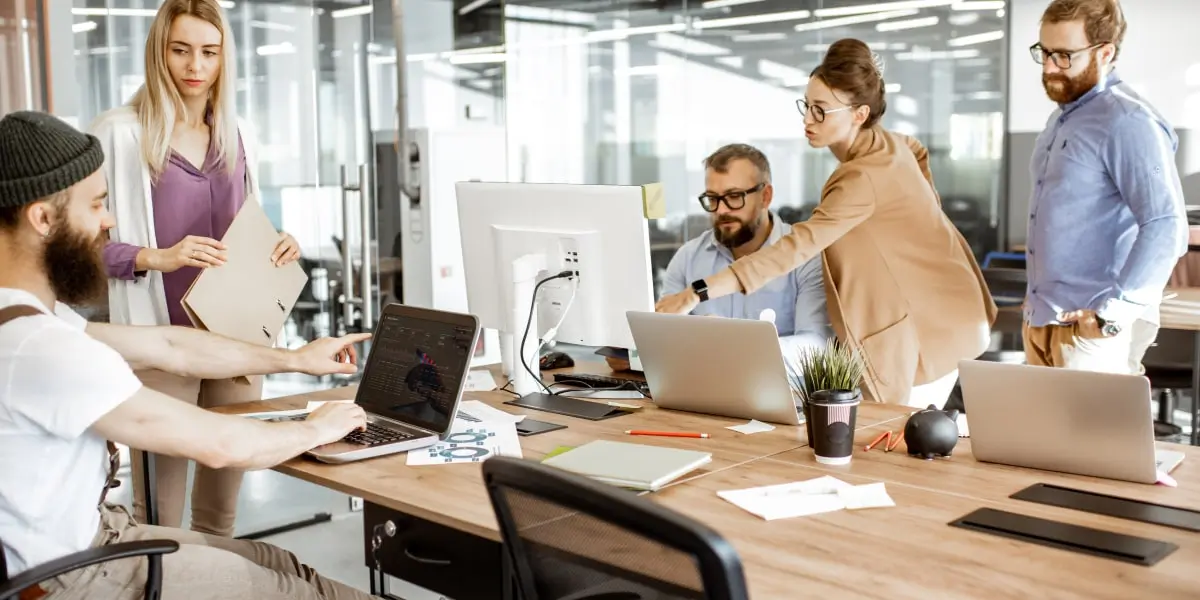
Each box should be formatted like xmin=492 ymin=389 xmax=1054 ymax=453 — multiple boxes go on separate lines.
xmin=539 ymin=351 xmax=575 ymax=370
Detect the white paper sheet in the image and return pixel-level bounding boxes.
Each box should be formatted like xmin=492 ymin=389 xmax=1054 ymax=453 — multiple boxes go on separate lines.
xmin=956 ymin=414 xmax=970 ymax=438
xmin=718 ymin=476 xmax=894 ymax=520
xmin=406 ymin=418 xmax=523 ymax=466
xmin=726 ymin=419 xmax=776 ymax=435
xmin=466 ymin=370 xmax=498 ymax=391
xmin=458 ymin=400 xmax=525 ymax=424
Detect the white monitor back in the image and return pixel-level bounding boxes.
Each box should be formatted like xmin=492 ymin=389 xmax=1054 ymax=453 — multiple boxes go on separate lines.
xmin=456 ymin=182 xmax=656 ymax=350
xmin=400 ymin=128 xmax=506 ymax=366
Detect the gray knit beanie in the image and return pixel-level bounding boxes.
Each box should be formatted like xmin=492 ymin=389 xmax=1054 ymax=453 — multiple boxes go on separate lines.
xmin=0 ymin=111 xmax=105 ymax=208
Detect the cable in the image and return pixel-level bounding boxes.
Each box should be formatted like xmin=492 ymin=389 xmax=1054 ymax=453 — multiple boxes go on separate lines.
xmin=520 ymin=270 xmax=575 ymax=395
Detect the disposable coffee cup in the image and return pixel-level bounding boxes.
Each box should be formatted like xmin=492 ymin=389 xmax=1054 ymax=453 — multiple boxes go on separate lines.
xmin=808 ymin=389 xmax=861 ymax=465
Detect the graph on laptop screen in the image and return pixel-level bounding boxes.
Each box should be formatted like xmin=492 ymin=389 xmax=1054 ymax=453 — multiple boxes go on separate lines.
xmin=356 ymin=311 xmax=474 ymax=433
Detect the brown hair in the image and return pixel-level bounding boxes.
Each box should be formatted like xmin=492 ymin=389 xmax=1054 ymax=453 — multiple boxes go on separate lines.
xmin=0 ymin=191 xmax=69 ymax=231
xmin=809 ymin=38 xmax=886 ymax=130
xmin=1041 ymin=0 xmax=1126 ymax=59
xmin=702 ymin=143 xmax=771 ymax=184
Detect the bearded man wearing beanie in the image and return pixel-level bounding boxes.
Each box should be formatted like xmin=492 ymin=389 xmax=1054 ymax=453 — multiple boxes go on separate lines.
xmin=0 ymin=111 xmax=377 ymax=599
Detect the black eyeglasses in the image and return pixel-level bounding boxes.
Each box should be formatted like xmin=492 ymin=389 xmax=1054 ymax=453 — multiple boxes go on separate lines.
xmin=698 ymin=184 xmax=764 ymax=213
xmin=796 ymin=98 xmax=853 ymax=123
xmin=1029 ymin=42 xmax=1107 ymax=69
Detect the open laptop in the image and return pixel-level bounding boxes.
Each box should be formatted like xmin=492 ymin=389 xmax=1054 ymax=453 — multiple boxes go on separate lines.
xmin=626 ymin=311 xmax=802 ymax=425
xmin=261 ymin=304 xmax=480 ymax=464
xmin=958 ymin=360 xmax=1185 ymax=484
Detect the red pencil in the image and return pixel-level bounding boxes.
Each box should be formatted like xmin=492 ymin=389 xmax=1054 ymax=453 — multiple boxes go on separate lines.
xmin=625 ymin=430 xmax=709 ymax=439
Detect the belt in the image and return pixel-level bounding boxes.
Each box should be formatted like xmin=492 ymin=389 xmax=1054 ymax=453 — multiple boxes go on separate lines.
xmin=18 ymin=584 xmax=47 ymax=600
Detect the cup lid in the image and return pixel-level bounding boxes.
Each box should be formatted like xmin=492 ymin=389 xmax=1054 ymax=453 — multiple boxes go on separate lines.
xmin=809 ymin=389 xmax=861 ymax=405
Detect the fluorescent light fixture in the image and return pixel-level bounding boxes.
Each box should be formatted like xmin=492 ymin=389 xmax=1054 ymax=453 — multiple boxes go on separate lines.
xmin=649 ymin=32 xmax=730 ymax=56
xmin=331 ymin=5 xmax=372 ymax=18
xmin=886 ymin=83 xmax=902 ymax=93
xmin=585 ymin=23 xmax=686 ymax=43
xmin=815 ymin=0 xmax=953 ymax=17
xmin=731 ymin=32 xmax=788 ymax=42
xmin=72 ymin=21 xmax=97 ymax=33
xmin=876 ymin=16 xmax=939 ymax=30
xmin=947 ymin=12 xmax=980 ymax=26
xmin=255 ymin=42 xmax=296 ymax=56
xmin=250 ymin=20 xmax=294 ymax=32
xmin=701 ymin=0 xmax=767 ymax=8
xmin=615 ymin=65 xmax=664 ymax=77
xmin=794 ymin=10 xmax=918 ymax=32
xmin=458 ymin=0 xmax=491 ymax=16
xmin=694 ymin=9 xmax=811 ymax=30
xmin=947 ymin=30 xmax=1004 ymax=46
xmin=715 ymin=55 xmax=745 ymax=68
xmin=952 ymin=1 xmax=1006 ymax=9
xmin=449 ymin=52 xmax=508 ymax=64
xmin=218 ymin=1 xmax=235 ymax=8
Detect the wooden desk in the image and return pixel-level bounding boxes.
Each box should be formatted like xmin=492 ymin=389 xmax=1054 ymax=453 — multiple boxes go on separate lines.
xmin=1160 ymin=287 xmax=1200 ymax=444
xmin=653 ymin=458 xmax=1200 ymax=599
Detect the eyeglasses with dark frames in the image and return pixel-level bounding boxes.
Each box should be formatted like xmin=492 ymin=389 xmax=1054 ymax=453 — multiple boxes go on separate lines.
xmin=795 ymin=98 xmax=853 ymax=123
xmin=698 ymin=183 xmax=765 ymax=213
xmin=1029 ymin=42 xmax=1107 ymax=70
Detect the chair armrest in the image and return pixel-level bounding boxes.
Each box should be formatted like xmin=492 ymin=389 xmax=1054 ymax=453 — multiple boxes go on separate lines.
xmin=0 ymin=540 xmax=179 ymax=600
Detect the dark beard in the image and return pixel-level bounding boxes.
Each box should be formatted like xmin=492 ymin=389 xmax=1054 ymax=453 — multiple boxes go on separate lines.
xmin=43 ymin=223 xmax=107 ymax=306
xmin=1042 ymin=57 xmax=1100 ymax=104
xmin=712 ymin=215 xmax=758 ymax=249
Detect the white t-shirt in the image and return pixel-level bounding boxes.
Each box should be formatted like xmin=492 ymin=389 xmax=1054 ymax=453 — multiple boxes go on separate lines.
xmin=0 ymin=288 xmax=142 ymax=577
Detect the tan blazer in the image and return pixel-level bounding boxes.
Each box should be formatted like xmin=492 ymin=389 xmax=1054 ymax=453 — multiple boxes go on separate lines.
xmin=728 ymin=126 xmax=997 ymax=405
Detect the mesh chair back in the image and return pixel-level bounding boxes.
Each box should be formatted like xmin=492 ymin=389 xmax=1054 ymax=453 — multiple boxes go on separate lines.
xmin=483 ymin=456 xmax=749 ymax=600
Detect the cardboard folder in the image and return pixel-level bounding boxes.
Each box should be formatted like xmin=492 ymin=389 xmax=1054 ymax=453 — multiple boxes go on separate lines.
xmin=182 ymin=200 xmax=308 ymax=383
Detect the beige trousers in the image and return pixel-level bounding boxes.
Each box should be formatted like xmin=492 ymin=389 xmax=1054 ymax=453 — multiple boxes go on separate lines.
xmin=40 ymin=504 xmax=374 ymax=599
xmin=130 ymin=369 xmax=262 ymax=537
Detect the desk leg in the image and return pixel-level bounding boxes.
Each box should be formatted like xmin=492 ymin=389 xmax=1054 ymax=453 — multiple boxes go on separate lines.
xmin=142 ymin=452 xmax=158 ymax=526
xmin=367 ymin=566 xmax=403 ymax=600
xmin=1192 ymin=332 xmax=1200 ymax=446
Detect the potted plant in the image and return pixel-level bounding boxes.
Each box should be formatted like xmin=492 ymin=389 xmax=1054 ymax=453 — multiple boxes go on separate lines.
xmin=792 ymin=339 xmax=866 ymax=443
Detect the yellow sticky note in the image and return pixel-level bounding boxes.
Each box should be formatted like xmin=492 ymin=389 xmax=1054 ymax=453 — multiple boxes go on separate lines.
xmin=641 ymin=183 xmax=665 ymax=219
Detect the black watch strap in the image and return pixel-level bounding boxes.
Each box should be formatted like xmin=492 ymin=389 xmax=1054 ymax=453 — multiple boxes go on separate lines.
xmin=691 ymin=279 xmax=710 ymax=303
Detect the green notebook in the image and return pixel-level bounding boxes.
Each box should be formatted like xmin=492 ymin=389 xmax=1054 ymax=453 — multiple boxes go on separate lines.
xmin=541 ymin=440 xmax=712 ymax=492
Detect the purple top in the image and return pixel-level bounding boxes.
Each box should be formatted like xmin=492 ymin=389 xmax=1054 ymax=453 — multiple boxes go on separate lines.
xmin=104 ymin=132 xmax=247 ymax=327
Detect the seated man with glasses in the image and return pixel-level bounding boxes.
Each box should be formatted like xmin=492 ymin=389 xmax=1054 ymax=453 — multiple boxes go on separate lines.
xmin=606 ymin=143 xmax=831 ymax=374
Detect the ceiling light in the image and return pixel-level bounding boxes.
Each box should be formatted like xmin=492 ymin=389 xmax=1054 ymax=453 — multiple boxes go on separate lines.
xmin=701 ymin=0 xmax=767 ymax=8
xmin=585 ymin=23 xmax=687 ymax=43
xmin=330 ymin=5 xmax=372 ymax=18
xmin=256 ymin=42 xmax=295 ymax=56
xmin=72 ymin=21 xmax=97 ymax=33
xmin=71 ymin=8 xmax=157 ymax=17
xmin=815 ymin=0 xmax=954 ymax=17
xmin=694 ymin=9 xmax=811 ymax=30
xmin=457 ymin=0 xmax=491 ymax=15
xmin=793 ymin=10 xmax=918 ymax=32
xmin=895 ymin=48 xmax=981 ymax=60
xmin=952 ymin=1 xmax=1006 ymax=9
xmin=876 ymin=16 xmax=939 ymax=31
xmin=947 ymin=30 xmax=1004 ymax=46
xmin=886 ymin=83 xmax=902 ymax=93
xmin=731 ymin=32 xmax=788 ymax=42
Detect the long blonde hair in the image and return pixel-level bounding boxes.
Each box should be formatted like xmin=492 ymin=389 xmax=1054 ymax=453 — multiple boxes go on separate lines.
xmin=130 ymin=0 xmax=239 ymax=176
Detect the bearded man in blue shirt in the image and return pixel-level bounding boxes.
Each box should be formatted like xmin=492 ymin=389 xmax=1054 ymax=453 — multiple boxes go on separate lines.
xmin=1022 ymin=0 xmax=1188 ymax=373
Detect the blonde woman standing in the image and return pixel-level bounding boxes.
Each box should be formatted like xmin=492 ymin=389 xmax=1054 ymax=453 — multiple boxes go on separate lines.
xmin=90 ymin=0 xmax=300 ymax=537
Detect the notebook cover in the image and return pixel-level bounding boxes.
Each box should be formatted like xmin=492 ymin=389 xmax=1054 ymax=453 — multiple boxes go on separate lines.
xmin=541 ymin=440 xmax=712 ymax=491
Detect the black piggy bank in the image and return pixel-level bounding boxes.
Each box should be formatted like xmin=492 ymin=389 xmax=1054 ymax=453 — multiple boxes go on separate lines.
xmin=903 ymin=404 xmax=959 ymax=460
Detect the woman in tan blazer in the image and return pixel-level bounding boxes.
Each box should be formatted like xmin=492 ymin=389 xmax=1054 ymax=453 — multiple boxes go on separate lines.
xmin=657 ymin=39 xmax=997 ymax=407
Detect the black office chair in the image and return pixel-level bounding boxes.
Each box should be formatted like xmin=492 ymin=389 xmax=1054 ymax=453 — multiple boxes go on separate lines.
xmin=0 ymin=535 xmax=178 ymax=600
xmin=482 ymin=456 xmax=749 ymax=600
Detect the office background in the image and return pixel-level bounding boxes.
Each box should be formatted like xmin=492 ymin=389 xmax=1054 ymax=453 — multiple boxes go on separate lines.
xmin=3 ymin=0 xmax=1200 ymax=595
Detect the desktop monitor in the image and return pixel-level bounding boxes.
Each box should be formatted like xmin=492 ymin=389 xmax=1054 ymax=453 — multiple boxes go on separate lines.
xmin=456 ymin=182 xmax=657 ymax=395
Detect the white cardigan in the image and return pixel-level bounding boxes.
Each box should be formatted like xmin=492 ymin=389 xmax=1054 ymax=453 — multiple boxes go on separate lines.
xmin=89 ymin=106 xmax=263 ymax=326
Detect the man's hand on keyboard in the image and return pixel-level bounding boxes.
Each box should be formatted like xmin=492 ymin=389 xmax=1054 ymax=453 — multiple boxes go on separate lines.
xmin=306 ymin=402 xmax=368 ymax=445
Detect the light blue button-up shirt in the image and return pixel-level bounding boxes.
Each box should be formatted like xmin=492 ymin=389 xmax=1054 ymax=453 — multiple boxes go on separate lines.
xmin=1025 ymin=70 xmax=1188 ymax=327
xmin=661 ymin=212 xmax=832 ymax=363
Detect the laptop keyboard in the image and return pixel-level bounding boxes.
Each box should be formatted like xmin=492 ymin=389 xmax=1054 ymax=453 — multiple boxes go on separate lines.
xmin=345 ymin=422 xmax=415 ymax=447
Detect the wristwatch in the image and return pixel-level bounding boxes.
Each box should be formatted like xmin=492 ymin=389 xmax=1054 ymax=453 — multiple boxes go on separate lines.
xmin=690 ymin=279 xmax=710 ymax=303
xmin=1095 ymin=315 xmax=1121 ymax=337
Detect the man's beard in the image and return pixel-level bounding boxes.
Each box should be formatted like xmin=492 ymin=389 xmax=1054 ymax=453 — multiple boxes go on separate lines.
xmin=1042 ymin=57 xmax=1100 ymax=104
xmin=43 ymin=223 xmax=107 ymax=306
xmin=712 ymin=214 xmax=759 ymax=249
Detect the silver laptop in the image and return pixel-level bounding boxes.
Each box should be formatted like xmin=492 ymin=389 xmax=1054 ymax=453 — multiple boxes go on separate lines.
xmin=264 ymin=304 xmax=480 ymax=464
xmin=626 ymin=311 xmax=802 ymax=425
xmin=958 ymin=360 xmax=1185 ymax=484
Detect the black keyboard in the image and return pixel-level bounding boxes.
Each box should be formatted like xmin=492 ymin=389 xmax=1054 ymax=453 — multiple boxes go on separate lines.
xmin=345 ymin=422 xmax=415 ymax=447
xmin=552 ymin=373 xmax=650 ymax=396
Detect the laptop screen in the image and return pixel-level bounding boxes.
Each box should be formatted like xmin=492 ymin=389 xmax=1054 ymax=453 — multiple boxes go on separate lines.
xmin=355 ymin=309 xmax=476 ymax=434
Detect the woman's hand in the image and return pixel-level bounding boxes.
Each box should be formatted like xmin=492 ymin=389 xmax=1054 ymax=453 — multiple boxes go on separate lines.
xmin=271 ymin=231 xmax=300 ymax=266
xmin=655 ymin=289 xmax=700 ymax=315
xmin=144 ymin=235 xmax=227 ymax=273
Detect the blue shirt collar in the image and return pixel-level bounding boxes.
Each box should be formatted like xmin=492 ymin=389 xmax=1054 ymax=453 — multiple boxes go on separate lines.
xmin=1060 ymin=69 xmax=1121 ymax=114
